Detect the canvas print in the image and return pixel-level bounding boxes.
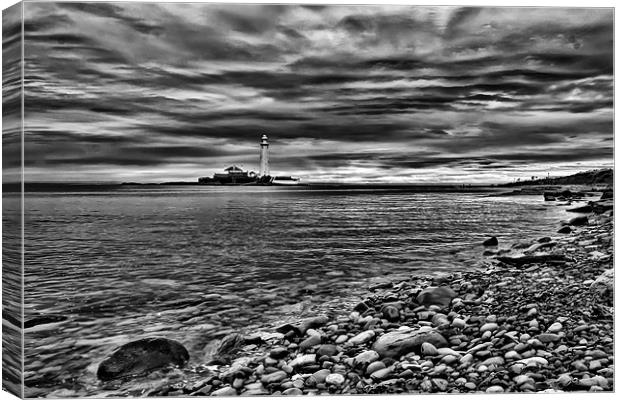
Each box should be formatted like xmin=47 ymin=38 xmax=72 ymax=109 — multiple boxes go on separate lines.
xmin=1 ymin=1 xmax=615 ymax=398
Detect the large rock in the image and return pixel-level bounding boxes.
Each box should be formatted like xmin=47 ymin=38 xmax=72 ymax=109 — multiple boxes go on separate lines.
xmin=416 ymin=286 xmax=457 ymax=309
xmin=97 ymin=337 xmax=189 ymax=381
xmin=568 ymin=216 xmax=588 ymax=226
xmin=372 ymin=327 xmax=447 ymax=359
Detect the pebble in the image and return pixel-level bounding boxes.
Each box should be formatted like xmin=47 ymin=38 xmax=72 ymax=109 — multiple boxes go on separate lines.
xmin=269 ymin=347 xmax=289 ymax=359
xmin=485 ymin=385 xmax=504 ymax=393
xmin=451 ymin=318 xmax=466 ymax=329
xmin=353 ymin=350 xmax=380 ymax=367
xmin=421 ymin=342 xmax=439 ymax=356
xmin=537 ymin=333 xmax=561 ymax=343
xmin=282 ymin=388 xmax=303 ymax=396
xmin=288 ymin=354 xmax=316 ymax=369
xmin=211 ymin=386 xmax=237 ymax=396
xmin=479 ymin=323 xmax=498 ymax=333
xmin=347 ymin=330 xmax=375 ymax=345
xmin=261 ymin=370 xmax=288 ymax=385
xmin=547 ymin=322 xmax=563 ymax=333
xmin=299 ymin=335 xmax=322 ymax=351
xmin=365 ymin=361 xmax=386 ymax=376
xmin=325 ymin=373 xmax=345 ymax=387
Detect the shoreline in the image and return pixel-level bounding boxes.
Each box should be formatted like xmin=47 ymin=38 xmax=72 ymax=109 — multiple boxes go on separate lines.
xmin=86 ymin=190 xmax=613 ymax=396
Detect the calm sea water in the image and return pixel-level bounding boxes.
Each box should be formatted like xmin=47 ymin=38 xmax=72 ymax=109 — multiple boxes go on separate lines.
xmin=23 ymin=186 xmax=569 ymax=395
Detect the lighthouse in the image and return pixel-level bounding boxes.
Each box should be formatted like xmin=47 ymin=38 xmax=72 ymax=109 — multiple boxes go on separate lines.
xmin=259 ymin=134 xmax=269 ymax=177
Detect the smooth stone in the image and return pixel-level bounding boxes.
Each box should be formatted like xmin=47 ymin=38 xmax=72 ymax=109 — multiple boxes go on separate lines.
xmin=505 ymin=350 xmax=521 ymax=360
xmin=335 ymin=335 xmax=348 ymax=344
xmin=269 ymin=347 xmax=289 ymax=360
xmin=421 ymin=342 xmax=439 ymax=356
xmin=288 ymin=354 xmax=316 ymax=369
xmin=464 ymin=382 xmax=477 ymax=390
xmin=372 ymin=327 xmax=448 ymax=359
xmin=547 ymin=322 xmax=563 ymax=333
xmin=486 ymin=385 xmax=504 ymax=393
xmin=353 ymin=350 xmax=380 ymax=367
xmin=416 ymin=286 xmax=457 ymax=309
xmin=211 ymin=386 xmax=237 ymax=396
xmin=299 ymin=335 xmax=322 ymax=351
xmin=537 ymin=334 xmax=561 ymax=343
xmin=370 ymin=367 xmax=393 ymax=381
xmin=347 ymin=330 xmax=375 ymax=345
xmin=451 ymin=318 xmax=466 ymax=329
xmin=316 ymin=344 xmax=338 ymax=357
xmin=382 ymin=306 xmax=400 ymax=322
xmin=365 ymin=361 xmax=386 ymax=376
xmin=432 ymin=378 xmax=449 ymax=391
xmin=481 ymin=356 xmax=504 ymax=366
xmin=479 ymin=323 xmax=498 ymax=333
xmin=261 ymin=370 xmax=288 ymax=385
xmin=325 ymin=373 xmax=345 ymax=387
xmin=308 ymin=369 xmax=330 ymax=385
xmin=282 ymin=388 xmax=303 ymax=396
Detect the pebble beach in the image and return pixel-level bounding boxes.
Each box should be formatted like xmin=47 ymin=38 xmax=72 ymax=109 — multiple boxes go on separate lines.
xmin=87 ymin=188 xmax=615 ymax=397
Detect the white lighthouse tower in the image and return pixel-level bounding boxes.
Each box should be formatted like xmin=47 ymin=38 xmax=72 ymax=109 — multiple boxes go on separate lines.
xmin=259 ymin=134 xmax=269 ymax=177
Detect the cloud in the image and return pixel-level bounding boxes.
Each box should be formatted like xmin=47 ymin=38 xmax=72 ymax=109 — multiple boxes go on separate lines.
xmin=19 ymin=3 xmax=613 ymax=183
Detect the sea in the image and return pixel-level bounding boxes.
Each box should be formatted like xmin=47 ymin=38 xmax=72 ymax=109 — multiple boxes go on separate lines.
xmin=20 ymin=185 xmax=573 ymax=396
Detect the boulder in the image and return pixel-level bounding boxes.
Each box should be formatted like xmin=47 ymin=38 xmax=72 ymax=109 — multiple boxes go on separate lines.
xmin=372 ymin=327 xmax=447 ymax=359
xmin=97 ymin=337 xmax=189 ymax=381
xmin=416 ymin=286 xmax=457 ymax=309
xmin=483 ymin=237 xmax=498 ymax=246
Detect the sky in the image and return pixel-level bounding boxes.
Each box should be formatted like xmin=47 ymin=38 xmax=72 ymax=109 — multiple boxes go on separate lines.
xmin=17 ymin=2 xmax=614 ymax=183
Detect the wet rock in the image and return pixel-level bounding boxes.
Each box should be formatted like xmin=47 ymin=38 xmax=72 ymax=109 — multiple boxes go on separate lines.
xmin=416 ymin=286 xmax=457 ymax=309
xmin=205 ymin=333 xmax=245 ymax=364
xmin=372 ymin=327 xmax=447 ymax=358
xmin=483 ymin=237 xmax=498 ymax=246
xmin=537 ymin=334 xmax=561 ymax=343
xmin=97 ymin=337 xmax=189 ymax=381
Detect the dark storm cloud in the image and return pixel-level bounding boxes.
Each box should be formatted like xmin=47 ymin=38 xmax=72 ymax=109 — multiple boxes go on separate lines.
xmin=21 ymin=3 xmax=613 ymax=182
